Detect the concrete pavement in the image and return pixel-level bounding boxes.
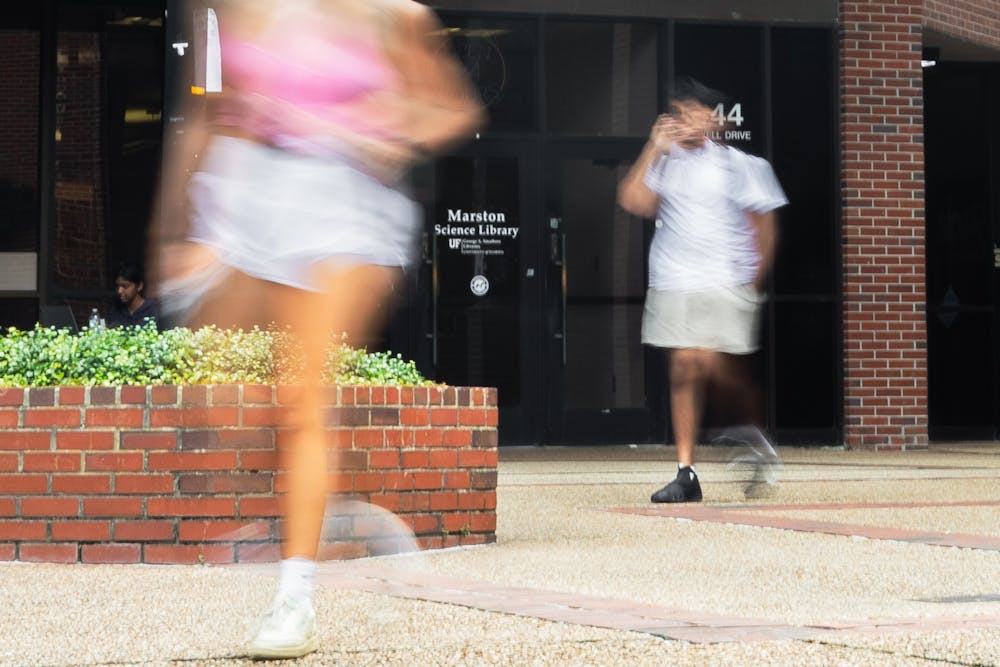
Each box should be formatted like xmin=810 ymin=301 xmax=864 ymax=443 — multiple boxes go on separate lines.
xmin=3 ymin=443 xmax=1000 ymax=665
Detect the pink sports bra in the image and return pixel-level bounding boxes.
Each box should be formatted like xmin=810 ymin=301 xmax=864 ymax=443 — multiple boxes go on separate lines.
xmin=214 ymin=16 xmax=402 ymax=153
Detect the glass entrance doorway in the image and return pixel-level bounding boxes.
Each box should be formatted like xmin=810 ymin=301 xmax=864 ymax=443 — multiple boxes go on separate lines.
xmin=925 ymin=62 xmax=1000 ymax=440
xmin=421 ymin=140 xmax=659 ymax=445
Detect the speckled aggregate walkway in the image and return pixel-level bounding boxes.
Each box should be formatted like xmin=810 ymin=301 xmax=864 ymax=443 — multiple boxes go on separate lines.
xmin=5 ymin=442 xmax=1000 ymax=666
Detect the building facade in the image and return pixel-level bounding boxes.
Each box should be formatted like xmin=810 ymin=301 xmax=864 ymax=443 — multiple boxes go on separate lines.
xmin=1 ymin=1 xmax=999 ymax=448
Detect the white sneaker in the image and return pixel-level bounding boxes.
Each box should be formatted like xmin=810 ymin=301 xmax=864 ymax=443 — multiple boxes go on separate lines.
xmin=248 ymin=595 xmax=319 ymax=659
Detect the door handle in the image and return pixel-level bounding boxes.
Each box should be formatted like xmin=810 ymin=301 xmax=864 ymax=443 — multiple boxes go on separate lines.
xmin=550 ymin=230 xmax=567 ymax=366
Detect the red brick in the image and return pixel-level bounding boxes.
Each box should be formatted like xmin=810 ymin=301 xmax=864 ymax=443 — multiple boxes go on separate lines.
xmin=121 ymin=431 xmax=178 ymax=450
xmin=352 ymin=472 xmax=384 ymax=493
xmin=151 ymin=407 xmax=239 ymax=428
xmin=429 ymin=492 xmax=458 ymax=511
xmin=0 ymin=410 xmax=18 ymax=427
xmin=459 ymin=409 xmax=487 ymax=426
xmin=368 ymin=449 xmax=399 ymax=468
xmin=457 ymin=491 xmax=496 ymax=510
xmin=0 ymin=498 xmax=14 ymax=516
xmin=383 ymin=472 xmax=415 ymax=491
xmin=459 ymin=450 xmax=497 ymax=468
xmin=351 ymin=429 xmax=381 ymax=449
xmin=412 ymin=471 xmax=443 ymax=490
xmin=236 ymin=542 xmax=281 ymax=562
xmin=430 ymin=408 xmax=458 ymax=426
xmin=415 ymin=429 xmax=444 ymax=446
xmin=114 ymin=520 xmax=175 ymax=541
xmin=180 ymin=385 xmax=209 ymax=405
xmin=0 ymin=432 xmax=50 ymax=450
xmin=0 ymin=389 xmax=24 ymax=406
xmin=469 ymin=513 xmax=497 ymax=533
xmin=151 ymin=385 xmax=178 ymax=404
xmin=23 ymin=453 xmax=80 ymax=472
xmin=0 ymin=521 xmax=47 ymax=540
xmin=85 ymin=408 xmax=144 ymax=428
xmin=241 ymin=406 xmax=281 ymax=427
xmin=148 ymin=451 xmax=238 ymax=471
xmin=0 ymin=474 xmax=47 ymax=493
xmin=238 ymin=450 xmax=278 ymax=471
xmin=444 ymin=470 xmax=471 ymax=489
xmin=147 ymin=497 xmax=236 ymax=517
xmin=400 ymin=408 xmax=430 ymax=426
xmin=181 ymin=429 xmax=273 ymax=450
xmin=27 ymin=388 xmax=55 ymax=406
xmin=19 ymin=543 xmax=78 ymax=563
xmin=86 ymin=452 xmax=143 ymax=472
xmin=0 ymin=454 xmax=16 ymax=472
xmin=239 ymin=496 xmax=280 ymax=517
xmin=56 ymin=431 xmax=115 ymax=451
xmin=178 ymin=520 xmax=273 ymax=542
xmin=243 ymin=385 xmax=274 ymax=404
xmin=82 ymin=497 xmax=143 ymax=517
xmin=384 ymin=429 xmax=414 ymax=447
xmin=0 ymin=543 xmax=14 ymax=560
xmin=52 ymin=474 xmax=112 ymax=494
xmin=120 ymin=386 xmax=148 ymax=404
xmin=209 ymin=384 xmax=240 ymax=405
xmin=178 ymin=473 xmax=272 ymax=494
xmin=430 ymin=450 xmax=459 ymax=468
xmin=51 ymin=520 xmax=110 ymax=541
xmin=114 ymin=474 xmax=175 ymax=494
xmin=82 ymin=543 xmax=141 ymax=564
xmin=21 ymin=496 xmax=79 ymax=517
xmin=144 ymin=544 xmax=234 ymax=564
xmin=405 ymin=513 xmax=439 ymax=534
xmin=56 ymin=387 xmax=87 ymax=405
xmin=401 ymin=451 xmax=429 ymax=468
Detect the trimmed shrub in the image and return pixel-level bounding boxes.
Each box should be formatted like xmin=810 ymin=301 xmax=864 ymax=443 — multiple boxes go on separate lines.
xmin=0 ymin=323 xmax=432 ymax=387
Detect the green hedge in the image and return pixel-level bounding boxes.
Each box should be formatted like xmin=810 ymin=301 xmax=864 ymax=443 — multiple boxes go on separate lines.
xmin=0 ymin=323 xmax=431 ymax=387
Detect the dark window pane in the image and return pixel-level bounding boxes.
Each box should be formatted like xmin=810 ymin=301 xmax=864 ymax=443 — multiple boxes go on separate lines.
xmin=928 ymin=311 xmax=995 ymax=438
xmin=439 ymin=16 xmax=536 ymax=133
xmin=0 ymin=27 xmax=40 ymax=254
xmin=771 ymin=28 xmax=836 ymax=296
xmin=673 ymin=24 xmax=764 ymax=155
xmin=559 ymin=157 xmax=647 ymax=409
xmin=0 ymin=299 xmax=39 ymax=330
xmin=773 ymin=301 xmax=838 ymax=433
xmin=545 ymin=21 xmax=657 ymax=136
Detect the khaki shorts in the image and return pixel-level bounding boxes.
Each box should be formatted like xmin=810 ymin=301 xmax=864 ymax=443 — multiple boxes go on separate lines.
xmin=641 ymin=285 xmax=764 ymax=354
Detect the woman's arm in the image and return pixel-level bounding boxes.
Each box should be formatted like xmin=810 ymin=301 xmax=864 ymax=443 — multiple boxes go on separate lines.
xmin=385 ymin=1 xmax=486 ymax=155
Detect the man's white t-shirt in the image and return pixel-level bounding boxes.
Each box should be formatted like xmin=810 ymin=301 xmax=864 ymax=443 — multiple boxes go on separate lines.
xmin=642 ymin=140 xmax=788 ymax=292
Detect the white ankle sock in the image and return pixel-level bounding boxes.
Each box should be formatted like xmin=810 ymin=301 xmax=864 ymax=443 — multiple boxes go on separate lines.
xmin=278 ymin=557 xmax=316 ymax=602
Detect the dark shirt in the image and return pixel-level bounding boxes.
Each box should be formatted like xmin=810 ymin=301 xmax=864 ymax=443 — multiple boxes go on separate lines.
xmin=107 ymin=298 xmax=161 ymax=330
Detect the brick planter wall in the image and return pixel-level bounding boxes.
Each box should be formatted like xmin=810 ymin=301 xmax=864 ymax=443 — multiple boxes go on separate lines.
xmin=0 ymin=385 xmax=498 ymax=564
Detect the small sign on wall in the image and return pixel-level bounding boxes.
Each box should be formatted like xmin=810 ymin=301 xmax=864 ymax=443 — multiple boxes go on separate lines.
xmin=0 ymin=253 xmax=37 ymax=291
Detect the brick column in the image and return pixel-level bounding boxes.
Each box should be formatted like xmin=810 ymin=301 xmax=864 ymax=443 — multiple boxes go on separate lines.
xmin=840 ymin=1 xmax=928 ymax=449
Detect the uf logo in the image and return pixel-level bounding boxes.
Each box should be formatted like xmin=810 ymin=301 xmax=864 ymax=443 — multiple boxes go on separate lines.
xmin=448 ymin=238 xmax=462 ymax=250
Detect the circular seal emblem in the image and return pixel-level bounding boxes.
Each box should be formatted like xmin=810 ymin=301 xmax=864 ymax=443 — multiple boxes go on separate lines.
xmin=470 ymin=275 xmax=490 ymax=296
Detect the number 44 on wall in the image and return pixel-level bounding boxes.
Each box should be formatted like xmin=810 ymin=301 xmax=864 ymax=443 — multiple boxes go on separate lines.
xmin=712 ymin=103 xmax=744 ymax=127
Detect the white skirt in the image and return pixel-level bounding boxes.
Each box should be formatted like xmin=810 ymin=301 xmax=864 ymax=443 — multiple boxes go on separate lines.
xmin=185 ymin=135 xmax=420 ymax=291
xmin=641 ymin=285 xmax=764 ymax=354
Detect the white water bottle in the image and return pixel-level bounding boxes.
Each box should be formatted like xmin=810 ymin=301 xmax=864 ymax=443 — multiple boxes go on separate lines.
xmin=88 ymin=308 xmax=101 ymax=330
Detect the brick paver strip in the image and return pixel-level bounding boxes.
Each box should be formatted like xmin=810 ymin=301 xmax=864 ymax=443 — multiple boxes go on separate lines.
xmin=612 ymin=501 xmax=1000 ymax=551
xmin=313 ymin=563 xmax=1000 ymax=643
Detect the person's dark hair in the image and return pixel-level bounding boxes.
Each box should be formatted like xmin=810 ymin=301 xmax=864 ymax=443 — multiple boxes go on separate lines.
xmin=668 ymin=76 xmax=729 ymax=109
xmin=116 ymin=262 xmax=145 ymax=286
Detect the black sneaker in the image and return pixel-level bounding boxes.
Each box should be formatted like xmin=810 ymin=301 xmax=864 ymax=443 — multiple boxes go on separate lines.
xmin=651 ymin=466 xmax=703 ymax=503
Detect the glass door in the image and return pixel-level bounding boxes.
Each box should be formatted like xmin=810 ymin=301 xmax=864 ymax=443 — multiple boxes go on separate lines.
xmin=544 ymin=142 xmax=663 ymax=444
xmin=925 ymin=62 xmax=1000 ymax=440
xmin=424 ymin=140 xmax=542 ymax=444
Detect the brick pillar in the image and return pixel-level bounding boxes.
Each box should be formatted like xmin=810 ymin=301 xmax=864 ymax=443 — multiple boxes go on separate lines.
xmin=840 ymin=1 xmax=928 ymax=449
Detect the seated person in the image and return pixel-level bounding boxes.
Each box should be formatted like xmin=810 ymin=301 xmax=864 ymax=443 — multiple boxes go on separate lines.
xmin=107 ymin=263 xmax=160 ymax=329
